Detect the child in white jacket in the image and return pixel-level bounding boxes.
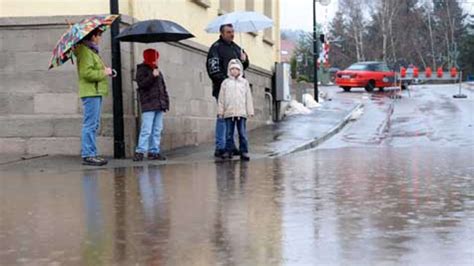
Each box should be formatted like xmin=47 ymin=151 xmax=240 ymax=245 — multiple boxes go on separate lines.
xmin=218 ymin=59 xmax=255 ymax=161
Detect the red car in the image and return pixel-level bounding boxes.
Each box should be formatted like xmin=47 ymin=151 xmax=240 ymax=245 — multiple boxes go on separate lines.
xmin=335 ymin=61 xmax=395 ymax=92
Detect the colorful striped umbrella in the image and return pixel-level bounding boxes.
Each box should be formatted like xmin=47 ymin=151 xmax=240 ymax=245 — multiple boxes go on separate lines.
xmin=48 ymin=15 xmax=119 ymax=69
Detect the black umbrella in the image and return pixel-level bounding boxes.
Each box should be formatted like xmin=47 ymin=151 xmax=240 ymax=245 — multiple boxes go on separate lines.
xmin=116 ymin=19 xmax=194 ymax=43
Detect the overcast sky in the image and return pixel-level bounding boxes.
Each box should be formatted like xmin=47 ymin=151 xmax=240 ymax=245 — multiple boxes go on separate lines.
xmin=280 ymin=0 xmax=339 ymax=32
xmin=280 ymin=0 xmax=474 ymax=32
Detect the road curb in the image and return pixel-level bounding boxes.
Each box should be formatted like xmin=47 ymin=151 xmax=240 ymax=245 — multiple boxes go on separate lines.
xmin=380 ymin=101 xmax=395 ymax=137
xmin=269 ymin=102 xmax=364 ymax=157
xmin=0 ymin=104 xmax=365 ymax=174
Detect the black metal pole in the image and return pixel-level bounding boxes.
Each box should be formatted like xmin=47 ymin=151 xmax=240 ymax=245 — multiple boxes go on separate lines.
xmin=313 ymin=0 xmax=319 ymax=102
xmin=110 ymin=0 xmax=126 ymax=158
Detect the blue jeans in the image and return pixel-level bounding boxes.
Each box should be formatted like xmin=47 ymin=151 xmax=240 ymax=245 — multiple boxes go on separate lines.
xmin=136 ymin=111 xmax=164 ymax=154
xmin=81 ymin=96 xmax=102 ymax=158
xmin=225 ymin=117 xmax=248 ymax=154
xmin=216 ymin=116 xmax=237 ymax=152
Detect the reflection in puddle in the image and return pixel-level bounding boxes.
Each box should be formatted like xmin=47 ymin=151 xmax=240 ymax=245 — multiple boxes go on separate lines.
xmin=0 ymin=147 xmax=473 ymax=265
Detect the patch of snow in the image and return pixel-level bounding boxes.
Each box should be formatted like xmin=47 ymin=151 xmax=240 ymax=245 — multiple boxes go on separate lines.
xmin=350 ymin=106 xmax=364 ymax=121
xmin=285 ymin=100 xmax=312 ymax=116
xmin=319 ymin=91 xmax=328 ymax=102
xmin=303 ymin=93 xmax=322 ymax=108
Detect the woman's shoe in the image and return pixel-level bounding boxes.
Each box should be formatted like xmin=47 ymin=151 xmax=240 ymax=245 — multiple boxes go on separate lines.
xmin=148 ymin=153 xmax=167 ymax=161
xmin=83 ymin=156 xmax=108 ymax=166
xmin=133 ymin=152 xmax=145 ymax=162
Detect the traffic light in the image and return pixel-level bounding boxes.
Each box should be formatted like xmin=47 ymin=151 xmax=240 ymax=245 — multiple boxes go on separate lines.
xmin=319 ymin=34 xmax=325 ymax=43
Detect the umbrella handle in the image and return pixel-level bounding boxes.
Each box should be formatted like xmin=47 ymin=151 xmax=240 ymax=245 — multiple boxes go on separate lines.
xmin=112 ymin=69 xmax=118 ymax=78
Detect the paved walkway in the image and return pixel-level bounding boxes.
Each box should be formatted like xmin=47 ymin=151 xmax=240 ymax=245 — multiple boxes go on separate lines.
xmin=0 ymin=98 xmax=361 ymax=175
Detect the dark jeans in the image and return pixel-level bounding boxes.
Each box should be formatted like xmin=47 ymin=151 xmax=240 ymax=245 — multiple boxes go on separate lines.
xmin=215 ymin=116 xmax=227 ymax=151
xmin=225 ymin=117 xmax=248 ymax=154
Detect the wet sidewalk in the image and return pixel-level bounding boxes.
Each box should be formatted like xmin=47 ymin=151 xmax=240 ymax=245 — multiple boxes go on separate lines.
xmin=0 ymin=98 xmax=361 ymax=174
xmin=166 ymin=98 xmax=361 ymax=161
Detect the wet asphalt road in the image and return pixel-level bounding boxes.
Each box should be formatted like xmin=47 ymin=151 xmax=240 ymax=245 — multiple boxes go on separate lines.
xmin=0 ymin=85 xmax=473 ymax=265
xmin=319 ymin=84 xmax=474 ymax=149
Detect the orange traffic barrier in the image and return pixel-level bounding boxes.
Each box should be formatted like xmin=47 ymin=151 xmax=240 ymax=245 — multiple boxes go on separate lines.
xmin=450 ymin=67 xmax=458 ymax=78
xmin=400 ymin=67 xmax=406 ymax=78
xmin=425 ymin=67 xmax=432 ymax=78
xmin=413 ymin=67 xmax=419 ymax=78
xmin=437 ymin=67 xmax=443 ymax=78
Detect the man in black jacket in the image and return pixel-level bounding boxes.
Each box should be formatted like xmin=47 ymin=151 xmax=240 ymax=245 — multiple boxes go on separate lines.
xmin=206 ymin=24 xmax=250 ymax=158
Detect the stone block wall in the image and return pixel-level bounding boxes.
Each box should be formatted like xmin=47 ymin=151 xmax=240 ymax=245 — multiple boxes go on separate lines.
xmin=0 ymin=15 xmax=274 ymax=157
xmin=0 ymin=16 xmax=133 ymax=156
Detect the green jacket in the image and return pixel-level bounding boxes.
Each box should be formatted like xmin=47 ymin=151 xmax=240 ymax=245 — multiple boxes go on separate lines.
xmin=74 ymin=44 xmax=109 ymax=98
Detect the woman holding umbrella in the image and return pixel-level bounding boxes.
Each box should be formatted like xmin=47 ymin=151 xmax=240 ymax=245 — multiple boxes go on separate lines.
xmin=49 ymin=15 xmax=118 ymax=166
xmin=75 ymin=28 xmax=113 ymax=166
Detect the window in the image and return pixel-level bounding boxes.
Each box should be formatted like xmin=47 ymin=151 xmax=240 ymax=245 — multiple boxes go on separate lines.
xmin=366 ymin=64 xmax=390 ymax=72
xmin=377 ymin=64 xmax=392 ymax=71
xmin=246 ymin=0 xmax=254 ymax=11
xmin=219 ymin=0 xmax=234 ymax=14
xmin=263 ymin=0 xmax=273 ymax=44
xmin=191 ymin=0 xmax=211 ymax=8
xmin=347 ymin=64 xmax=369 ymax=71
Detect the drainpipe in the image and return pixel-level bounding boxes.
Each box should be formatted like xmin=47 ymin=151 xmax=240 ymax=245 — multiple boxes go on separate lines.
xmin=110 ymin=0 xmax=125 ymax=158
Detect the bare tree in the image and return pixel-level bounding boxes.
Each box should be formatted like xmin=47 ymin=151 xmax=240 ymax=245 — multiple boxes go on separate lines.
xmin=369 ymin=0 xmax=400 ymax=63
xmin=339 ymin=0 xmax=366 ymax=61
xmin=423 ymin=0 xmax=437 ymax=68
xmin=433 ymin=0 xmax=465 ymax=67
xmin=328 ymin=0 xmax=467 ymax=71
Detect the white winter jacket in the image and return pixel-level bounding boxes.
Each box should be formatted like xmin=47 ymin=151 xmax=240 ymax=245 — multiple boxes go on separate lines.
xmin=218 ymin=59 xmax=255 ymax=119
